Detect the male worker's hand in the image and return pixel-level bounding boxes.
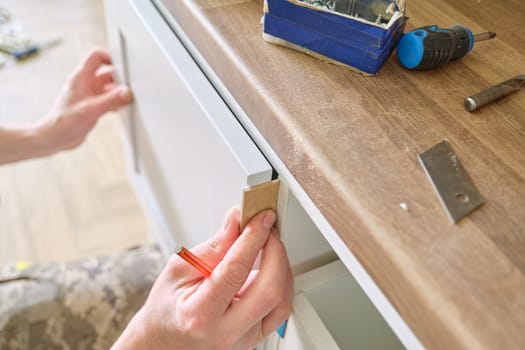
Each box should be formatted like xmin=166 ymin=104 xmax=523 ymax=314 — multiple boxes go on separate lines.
xmin=37 ymin=48 xmax=133 ymax=152
xmin=0 ymin=49 xmax=132 ymax=165
xmin=112 ymin=208 xmax=293 ymax=350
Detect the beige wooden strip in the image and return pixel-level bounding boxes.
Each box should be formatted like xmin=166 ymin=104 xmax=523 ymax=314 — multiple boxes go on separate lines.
xmin=240 ymin=179 xmax=280 ymax=231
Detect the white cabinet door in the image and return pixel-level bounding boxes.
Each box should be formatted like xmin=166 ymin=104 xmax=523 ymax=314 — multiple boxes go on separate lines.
xmin=105 ymin=0 xmax=272 ymax=254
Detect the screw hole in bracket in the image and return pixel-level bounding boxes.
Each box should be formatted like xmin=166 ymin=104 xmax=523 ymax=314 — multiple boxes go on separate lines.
xmin=456 ymin=193 xmax=469 ymax=203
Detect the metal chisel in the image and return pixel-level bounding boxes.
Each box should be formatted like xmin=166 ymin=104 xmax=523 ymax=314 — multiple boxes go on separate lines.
xmin=464 ymin=74 xmax=525 ymax=112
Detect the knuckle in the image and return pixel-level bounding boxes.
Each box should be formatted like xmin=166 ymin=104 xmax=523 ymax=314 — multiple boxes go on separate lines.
xmin=280 ymin=301 xmax=293 ymax=320
xmin=273 ymin=238 xmax=287 ymax=256
xmin=166 ymin=254 xmax=185 ymax=272
xmin=184 ymin=313 xmax=207 ymax=335
xmin=269 ymin=238 xmax=290 ymax=265
xmin=221 ymin=259 xmax=251 ymax=290
xmin=91 ymin=47 xmax=106 ymax=56
xmin=179 ymin=304 xmax=214 ymax=337
xmin=86 ymin=48 xmax=105 ymax=61
xmin=82 ymin=51 xmax=96 ymax=68
xmin=68 ymin=70 xmax=81 ymax=84
xmin=261 ymin=286 xmax=283 ymax=308
xmin=206 ymin=233 xmax=220 ymax=251
xmin=167 ymin=254 xmax=179 ymax=268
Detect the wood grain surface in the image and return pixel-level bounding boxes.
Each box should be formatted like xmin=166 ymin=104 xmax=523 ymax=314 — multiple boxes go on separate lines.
xmin=158 ymin=0 xmax=525 ymax=348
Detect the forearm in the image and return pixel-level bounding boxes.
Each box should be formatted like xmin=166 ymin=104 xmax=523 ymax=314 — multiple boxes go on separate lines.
xmin=0 ymin=124 xmax=52 ymax=165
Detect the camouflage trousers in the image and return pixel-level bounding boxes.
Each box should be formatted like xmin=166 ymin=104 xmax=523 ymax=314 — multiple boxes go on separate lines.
xmin=0 ymin=245 xmax=165 ymax=350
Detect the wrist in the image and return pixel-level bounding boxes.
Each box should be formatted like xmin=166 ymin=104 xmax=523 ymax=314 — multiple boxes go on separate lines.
xmin=111 ymin=309 xmax=151 ymax=350
xmin=0 ymin=123 xmax=52 ymax=165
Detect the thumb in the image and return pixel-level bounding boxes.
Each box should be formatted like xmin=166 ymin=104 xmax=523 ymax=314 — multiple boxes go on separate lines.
xmin=195 ymin=210 xmax=276 ymax=316
xmin=78 ymin=85 xmax=133 ymax=120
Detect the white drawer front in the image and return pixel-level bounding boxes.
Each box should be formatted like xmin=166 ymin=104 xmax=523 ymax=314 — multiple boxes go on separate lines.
xmin=105 ymin=0 xmax=272 ymax=252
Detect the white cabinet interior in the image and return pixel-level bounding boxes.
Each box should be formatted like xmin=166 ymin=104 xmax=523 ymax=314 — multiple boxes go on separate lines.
xmin=273 ymin=261 xmax=404 ymax=350
xmin=277 ymin=182 xmax=338 ymax=275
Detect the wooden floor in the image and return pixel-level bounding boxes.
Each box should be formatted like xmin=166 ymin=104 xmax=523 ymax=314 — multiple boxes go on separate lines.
xmin=0 ymin=0 xmax=149 ymax=266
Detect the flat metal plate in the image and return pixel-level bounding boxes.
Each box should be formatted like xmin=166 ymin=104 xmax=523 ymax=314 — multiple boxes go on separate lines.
xmin=418 ymin=140 xmax=484 ymax=223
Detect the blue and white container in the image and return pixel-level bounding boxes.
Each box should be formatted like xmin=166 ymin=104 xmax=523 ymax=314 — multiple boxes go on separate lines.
xmin=263 ymin=0 xmax=407 ymax=75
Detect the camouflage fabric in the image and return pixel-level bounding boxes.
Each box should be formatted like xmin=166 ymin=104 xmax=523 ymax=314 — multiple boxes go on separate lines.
xmin=0 ymin=244 xmax=166 ymax=350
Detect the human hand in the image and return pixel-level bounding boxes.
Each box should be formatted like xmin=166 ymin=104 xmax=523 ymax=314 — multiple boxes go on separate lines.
xmin=36 ymin=48 xmax=132 ymax=154
xmin=112 ymin=209 xmax=293 ymax=350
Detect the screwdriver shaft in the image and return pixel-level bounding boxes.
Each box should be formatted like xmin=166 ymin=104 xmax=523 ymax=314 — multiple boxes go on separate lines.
xmin=473 ymin=32 xmax=496 ymax=42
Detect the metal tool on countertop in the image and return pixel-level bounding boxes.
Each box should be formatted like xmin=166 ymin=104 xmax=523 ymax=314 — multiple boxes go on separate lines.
xmin=11 ymin=38 xmax=62 ymax=60
xmin=0 ymin=15 xmax=32 ymax=57
xmin=418 ymin=140 xmax=483 ymax=223
xmin=397 ymin=24 xmax=496 ymax=70
xmin=0 ymin=35 xmax=30 ymax=56
xmin=464 ymin=74 xmax=525 ymax=112
xmin=0 ymin=12 xmax=29 ymax=68
xmin=299 ymin=0 xmax=398 ymax=24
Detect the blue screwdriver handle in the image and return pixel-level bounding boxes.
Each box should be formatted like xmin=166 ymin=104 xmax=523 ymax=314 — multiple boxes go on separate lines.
xmin=397 ymin=25 xmax=474 ymax=70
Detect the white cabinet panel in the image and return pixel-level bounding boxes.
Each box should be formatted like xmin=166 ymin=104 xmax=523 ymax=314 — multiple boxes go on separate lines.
xmin=277 ymin=183 xmax=338 ymax=275
xmin=278 ymin=261 xmax=405 ymax=350
xmin=105 ymin=0 xmax=272 ymax=253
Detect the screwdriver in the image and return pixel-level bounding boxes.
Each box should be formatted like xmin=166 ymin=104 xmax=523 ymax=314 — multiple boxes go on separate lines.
xmin=11 ymin=38 xmax=62 ymax=61
xmin=396 ymin=25 xmax=496 ymax=70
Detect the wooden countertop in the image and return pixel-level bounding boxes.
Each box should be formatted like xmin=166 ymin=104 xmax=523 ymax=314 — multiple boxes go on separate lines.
xmin=157 ymin=0 xmax=525 ymax=348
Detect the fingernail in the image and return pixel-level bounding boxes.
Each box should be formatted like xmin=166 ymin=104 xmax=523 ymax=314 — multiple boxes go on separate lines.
xmin=119 ymin=85 xmax=133 ymax=102
xmin=263 ymin=210 xmax=276 ymax=229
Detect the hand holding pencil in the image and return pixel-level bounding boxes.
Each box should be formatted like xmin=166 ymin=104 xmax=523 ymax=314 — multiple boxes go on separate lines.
xmin=174 ymin=244 xmax=213 ymax=277
xmin=112 ymin=208 xmax=293 ymax=350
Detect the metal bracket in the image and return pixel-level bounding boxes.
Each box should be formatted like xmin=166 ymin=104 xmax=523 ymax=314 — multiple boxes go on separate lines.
xmin=418 ymin=140 xmax=483 ymax=223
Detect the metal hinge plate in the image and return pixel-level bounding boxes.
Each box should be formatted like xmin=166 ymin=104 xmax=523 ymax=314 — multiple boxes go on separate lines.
xmin=418 ymin=140 xmax=484 ymax=223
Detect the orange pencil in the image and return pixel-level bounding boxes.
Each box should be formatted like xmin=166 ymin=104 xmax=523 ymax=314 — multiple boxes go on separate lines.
xmin=175 ymin=245 xmax=213 ymax=277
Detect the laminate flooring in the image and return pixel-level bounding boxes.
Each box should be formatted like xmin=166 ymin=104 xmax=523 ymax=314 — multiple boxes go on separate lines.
xmin=0 ymin=0 xmax=149 ymax=266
